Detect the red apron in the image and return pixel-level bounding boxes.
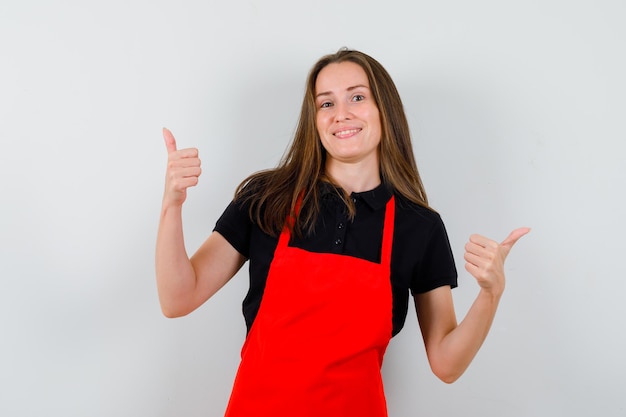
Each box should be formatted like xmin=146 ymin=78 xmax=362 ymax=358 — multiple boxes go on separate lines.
xmin=224 ymin=196 xmax=395 ymax=417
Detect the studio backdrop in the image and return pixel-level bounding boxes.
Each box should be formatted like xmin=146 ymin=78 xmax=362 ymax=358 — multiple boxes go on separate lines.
xmin=1 ymin=1 xmax=624 ymax=416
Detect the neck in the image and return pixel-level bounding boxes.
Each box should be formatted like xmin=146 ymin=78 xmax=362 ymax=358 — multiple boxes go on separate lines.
xmin=325 ymin=159 xmax=381 ymax=195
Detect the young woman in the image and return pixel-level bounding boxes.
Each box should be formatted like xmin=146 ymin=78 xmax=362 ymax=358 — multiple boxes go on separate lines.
xmin=156 ymin=48 xmax=529 ymax=417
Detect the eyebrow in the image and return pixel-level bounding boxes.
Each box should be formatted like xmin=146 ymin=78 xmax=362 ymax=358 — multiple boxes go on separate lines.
xmin=315 ymin=84 xmax=370 ymax=99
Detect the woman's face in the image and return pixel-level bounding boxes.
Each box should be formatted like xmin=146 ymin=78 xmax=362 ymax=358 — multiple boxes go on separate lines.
xmin=314 ymin=61 xmax=382 ymax=170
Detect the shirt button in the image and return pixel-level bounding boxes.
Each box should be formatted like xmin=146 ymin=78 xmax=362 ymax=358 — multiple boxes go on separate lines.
xmin=337 ymin=222 xmax=344 ymax=229
xmin=352 ymin=197 xmax=357 ymax=203
xmin=334 ymin=238 xmax=342 ymax=245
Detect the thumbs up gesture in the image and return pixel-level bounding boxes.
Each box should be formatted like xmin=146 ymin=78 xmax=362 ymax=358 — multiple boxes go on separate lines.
xmin=162 ymin=128 xmax=202 ymax=207
xmin=464 ymin=228 xmax=530 ymax=295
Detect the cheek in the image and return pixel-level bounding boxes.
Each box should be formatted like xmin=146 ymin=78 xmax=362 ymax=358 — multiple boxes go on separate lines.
xmin=371 ymin=111 xmax=382 ymax=138
xmin=362 ymin=105 xmax=379 ymax=125
xmin=316 ymin=112 xmax=330 ymax=134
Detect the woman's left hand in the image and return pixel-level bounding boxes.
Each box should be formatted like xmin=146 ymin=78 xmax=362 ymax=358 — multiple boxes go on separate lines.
xmin=464 ymin=227 xmax=530 ymax=295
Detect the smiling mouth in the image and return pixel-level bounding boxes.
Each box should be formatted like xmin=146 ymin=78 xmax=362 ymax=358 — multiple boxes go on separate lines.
xmin=333 ymin=128 xmax=361 ymax=138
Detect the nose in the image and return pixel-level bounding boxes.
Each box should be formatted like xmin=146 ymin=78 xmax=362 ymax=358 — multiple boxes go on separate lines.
xmin=333 ymin=101 xmax=352 ymax=122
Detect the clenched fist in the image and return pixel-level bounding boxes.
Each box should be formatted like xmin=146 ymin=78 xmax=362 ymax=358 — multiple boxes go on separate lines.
xmin=162 ymin=128 xmax=202 ymax=207
xmin=464 ymin=228 xmax=530 ymax=296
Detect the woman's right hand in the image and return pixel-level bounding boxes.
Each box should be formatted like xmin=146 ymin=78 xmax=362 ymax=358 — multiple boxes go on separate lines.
xmin=162 ymin=128 xmax=202 ymax=208
xmin=157 ymin=128 xmax=245 ymax=318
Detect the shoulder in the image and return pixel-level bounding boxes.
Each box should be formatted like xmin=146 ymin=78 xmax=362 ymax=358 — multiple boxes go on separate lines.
xmin=393 ymin=193 xmax=443 ymax=227
xmin=214 ymin=173 xmax=273 ymax=258
xmin=392 ymin=192 xmax=452 ymax=257
xmin=392 ymin=194 xmax=457 ymax=293
xmin=234 ymin=170 xmax=275 ymax=201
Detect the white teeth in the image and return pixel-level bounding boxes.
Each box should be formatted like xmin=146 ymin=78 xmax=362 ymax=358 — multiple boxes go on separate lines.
xmin=334 ymin=129 xmax=360 ymax=136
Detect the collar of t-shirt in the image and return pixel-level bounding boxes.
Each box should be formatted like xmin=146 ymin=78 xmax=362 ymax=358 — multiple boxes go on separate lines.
xmin=318 ymin=181 xmax=392 ymax=211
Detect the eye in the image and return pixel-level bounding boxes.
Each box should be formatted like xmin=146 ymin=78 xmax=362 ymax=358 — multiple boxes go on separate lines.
xmin=352 ymin=94 xmax=365 ymax=102
xmin=319 ymin=101 xmax=332 ymax=109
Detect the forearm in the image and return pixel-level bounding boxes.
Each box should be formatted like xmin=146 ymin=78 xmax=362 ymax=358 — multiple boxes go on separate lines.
xmin=432 ymin=289 xmax=501 ymax=383
xmin=417 ymin=228 xmax=528 ymax=383
xmin=155 ymin=203 xmax=197 ymax=317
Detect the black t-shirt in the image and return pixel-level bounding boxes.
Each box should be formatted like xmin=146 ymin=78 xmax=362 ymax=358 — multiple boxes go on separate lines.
xmin=214 ymin=183 xmax=458 ymax=337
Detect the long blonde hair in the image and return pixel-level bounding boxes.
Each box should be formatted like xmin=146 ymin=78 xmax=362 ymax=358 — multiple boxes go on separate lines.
xmin=235 ymin=48 xmax=430 ymax=237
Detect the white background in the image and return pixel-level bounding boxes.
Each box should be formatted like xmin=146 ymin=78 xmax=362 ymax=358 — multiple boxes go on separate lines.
xmin=1 ymin=1 xmax=625 ymax=416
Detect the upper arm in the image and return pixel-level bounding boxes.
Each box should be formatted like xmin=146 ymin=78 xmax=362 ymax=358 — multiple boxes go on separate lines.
xmin=188 ymin=231 xmax=247 ymax=309
xmin=414 ymin=286 xmax=457 ymax=353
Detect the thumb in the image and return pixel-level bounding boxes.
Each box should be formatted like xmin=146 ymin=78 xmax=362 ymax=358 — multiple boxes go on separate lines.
xmin=501 ymin=227 xmax=531 ymax=251
xmin=163 ymin=127 xmax=177 ymax=153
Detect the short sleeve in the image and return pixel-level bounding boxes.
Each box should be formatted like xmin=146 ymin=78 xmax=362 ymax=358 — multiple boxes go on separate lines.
xmin=213 ymin=199 xmax=253 ymax=259
xmin=410 ymin=215 xmax=458 ymax=294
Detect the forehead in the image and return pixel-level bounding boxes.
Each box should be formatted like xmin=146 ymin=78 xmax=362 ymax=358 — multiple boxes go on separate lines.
xmin=315 ymin=61 xmax=370 ymax=94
